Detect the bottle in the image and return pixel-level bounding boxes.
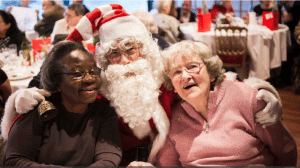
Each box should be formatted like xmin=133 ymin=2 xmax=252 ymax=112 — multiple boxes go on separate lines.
xmin=272 ymin=1 xmax=279 ymax=12
xmin=202 ymin=0 xmax=208 ymax=14
xmin=20 ymin=38 xmax=32 ymax=66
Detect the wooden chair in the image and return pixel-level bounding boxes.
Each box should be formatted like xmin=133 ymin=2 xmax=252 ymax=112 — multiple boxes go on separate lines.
xmin=214 ymin=26 xmax=249 ymax=79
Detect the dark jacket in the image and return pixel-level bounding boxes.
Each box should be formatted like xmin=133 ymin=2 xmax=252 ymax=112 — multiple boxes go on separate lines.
xmin=176 ymin=7 xmax=196 ymax=23
xmin=34 ymin=5 xmax=65 ymax=37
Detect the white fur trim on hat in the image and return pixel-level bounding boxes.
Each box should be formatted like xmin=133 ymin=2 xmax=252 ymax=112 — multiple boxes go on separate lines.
xmin=67 ymin=4 xmax=149 ymax=45
xmin=99 ymin=15 xmax=149 ymax=45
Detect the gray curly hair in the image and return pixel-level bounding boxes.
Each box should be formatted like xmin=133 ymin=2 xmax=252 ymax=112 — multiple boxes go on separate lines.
xmin=161 ymin=40 xmax=225 ymax=90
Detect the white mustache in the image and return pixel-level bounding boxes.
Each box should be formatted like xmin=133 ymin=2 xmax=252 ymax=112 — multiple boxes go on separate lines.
xmin=105 ymin=59 xmax=151 ymax=81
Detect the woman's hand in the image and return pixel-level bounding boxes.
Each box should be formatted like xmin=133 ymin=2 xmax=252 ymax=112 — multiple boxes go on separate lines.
xmin=128 ymin=161 xmax=154 ymax=167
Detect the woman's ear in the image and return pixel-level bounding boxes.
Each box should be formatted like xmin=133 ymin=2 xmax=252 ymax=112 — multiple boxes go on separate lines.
xmin=210 ymin=76 xmax=216 ymax=82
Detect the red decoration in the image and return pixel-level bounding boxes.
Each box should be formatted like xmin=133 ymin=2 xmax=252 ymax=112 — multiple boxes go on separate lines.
xmin=31 ymin=38 xmax=52 ymax=60
xmin=262 ymin=11 xmax=279 ymax=31
xmin=86 ymin=43 xmax=96 ymax=53
xmin=198 ymin=13 xmax=211 ymax=32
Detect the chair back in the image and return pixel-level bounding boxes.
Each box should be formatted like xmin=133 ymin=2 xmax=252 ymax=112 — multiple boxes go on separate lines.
xmin=214 ymin=26 xmax=249 ymax=78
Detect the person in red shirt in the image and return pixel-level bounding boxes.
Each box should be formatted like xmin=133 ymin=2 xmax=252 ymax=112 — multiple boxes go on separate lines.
xmin=1 ymin=4 xmax=283 ymax=166
xmin=211 ymin=0 xmax=235 ymax=22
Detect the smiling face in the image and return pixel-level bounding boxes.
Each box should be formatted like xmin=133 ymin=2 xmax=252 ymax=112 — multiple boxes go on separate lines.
xmin=58 ymin=50 xmax=101 ymax=108
xmin=42 ymin=0 xmax=52 ymax=11
xmin=182 ymin=0 xmax=191 ymax=15
xmin=169 ymin=55 xmax=214 ymax=103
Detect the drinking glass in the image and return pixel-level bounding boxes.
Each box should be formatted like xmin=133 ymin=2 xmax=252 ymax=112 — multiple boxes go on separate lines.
xmin=9 ymin=44 xmax=17 ymax=57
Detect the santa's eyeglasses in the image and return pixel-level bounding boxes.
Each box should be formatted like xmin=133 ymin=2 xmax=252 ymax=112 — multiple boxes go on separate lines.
xmin=106 ymin=42 xmax=141 ymax=62
xmin=56 ymin=67 xmax=102 ymax=80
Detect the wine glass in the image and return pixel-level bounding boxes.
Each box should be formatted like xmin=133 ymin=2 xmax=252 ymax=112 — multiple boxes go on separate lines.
xmin=9 ymin=44 xmax=17 ymax=57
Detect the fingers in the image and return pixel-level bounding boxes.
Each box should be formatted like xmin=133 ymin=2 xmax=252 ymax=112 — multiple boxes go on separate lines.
xmin=15 ymin=88 xmax=47 ymax=114
xmin=255 ymin=103 xmax=272 ymax=117
xmin=255 ymin=89 xmax=283 ymax=128
xmin=255 ymin=107 xmax=282 ymax=127
xmin=36 ymin=89 xmax=51 ymax=97
xmin=256 ymin=89 xmax=265 ymax=100
xmin=127 ymin=161 xmax=154 ymax=167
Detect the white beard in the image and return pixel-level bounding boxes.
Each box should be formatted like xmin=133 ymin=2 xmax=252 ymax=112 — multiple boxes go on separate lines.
xmin=100 ymin=59 xmax=165 ymax=139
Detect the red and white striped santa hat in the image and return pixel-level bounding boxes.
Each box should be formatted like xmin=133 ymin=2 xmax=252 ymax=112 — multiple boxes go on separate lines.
xmin=66 ymin=4 xmax=149 ymax=45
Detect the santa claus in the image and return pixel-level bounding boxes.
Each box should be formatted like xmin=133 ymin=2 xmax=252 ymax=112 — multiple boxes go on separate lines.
xmin=1 ymin=4 xmax=282 ymax=166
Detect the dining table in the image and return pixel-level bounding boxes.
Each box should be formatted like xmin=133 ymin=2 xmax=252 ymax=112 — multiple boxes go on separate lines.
xmin=3 ymin=59 xmax=42 ymax=93
xmin=180 ymin=23 xmax=291 ymax=80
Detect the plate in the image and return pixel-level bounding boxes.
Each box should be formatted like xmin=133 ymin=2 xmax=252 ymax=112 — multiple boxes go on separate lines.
xmin=7 ymin=71 xmax=33 ymax=81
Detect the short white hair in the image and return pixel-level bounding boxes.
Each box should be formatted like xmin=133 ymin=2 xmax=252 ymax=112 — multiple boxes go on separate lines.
xmin=154 ymin=0 xmax=172 ymax=13
xmin=131 ymin=10 xmax=158 ymax=34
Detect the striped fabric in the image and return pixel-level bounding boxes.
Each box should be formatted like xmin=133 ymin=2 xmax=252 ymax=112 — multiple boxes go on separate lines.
xmin=66 ymin=4 xmax=125 ymax=42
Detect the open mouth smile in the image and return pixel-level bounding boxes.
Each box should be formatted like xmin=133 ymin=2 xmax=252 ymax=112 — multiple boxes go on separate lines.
xmin=79 ymin=87 xmax=97 ymax=92
xmin=183 ymin=84 xmax=197 ymax=89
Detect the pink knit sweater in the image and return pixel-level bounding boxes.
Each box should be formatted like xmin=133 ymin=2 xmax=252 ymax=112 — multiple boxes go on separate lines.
xmin=157 ymin=80 xmax=297 ymax=166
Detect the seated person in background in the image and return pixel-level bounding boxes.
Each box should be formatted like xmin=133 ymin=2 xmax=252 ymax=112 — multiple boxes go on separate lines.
xmin=3 ymin=41 xmax=122 ymax=166
xmin=176 ymin=0 xmax=196 ymax=23
xmin=51 ymin=3 xmax=84 ymax=41
xmin=152 ymin=0 xmax=184 ymax=44
xmin=34 ymin=0 xmax=65 ymax=37
xmin=0 ymin=10 xmax=25 ymax=54
xmin=244 ymin=0 xmax=280 ymax=25
xmin=73 ymin=0 xmax=89 ymax=15
xmin=253 ymin=0 xmax=281 ymax=19
xmin=0 ymin=65 xmax=11 ymax=115
xmin=129 ymin=41 xmax=297 ymax=167
xmin=211 ymin=0 xmax=234 ymax=22
xmin=131 ymin=10 xmax=169 ymax=50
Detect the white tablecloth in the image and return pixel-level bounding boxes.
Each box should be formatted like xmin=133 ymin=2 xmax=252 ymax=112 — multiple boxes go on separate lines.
xmin=3 ymin=62 xmax=42 ymax=93
xmin=180 ymin=23 xmax=291 ymax=80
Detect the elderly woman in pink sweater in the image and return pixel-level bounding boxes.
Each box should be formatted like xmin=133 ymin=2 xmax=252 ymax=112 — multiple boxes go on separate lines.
xmin=129 ymin=41 xmax=297 ymax=166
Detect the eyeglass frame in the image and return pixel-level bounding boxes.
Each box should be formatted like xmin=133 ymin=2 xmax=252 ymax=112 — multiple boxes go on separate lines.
xmin=105 ymin=43 xmax=142 ymax=63
xmin=168 ymin=62 xmax=205 ymax=80
xmin=56 ymin=67 xmax=102 ymax=80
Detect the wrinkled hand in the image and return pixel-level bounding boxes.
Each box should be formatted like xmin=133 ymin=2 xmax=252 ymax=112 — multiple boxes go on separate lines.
xmin=128 ymin=161 xmax=154 ymax=167
xmin=255 ymin=89 xmax=283 ymax=128
xmin=15 ymin=88 xmax=51 ymax=114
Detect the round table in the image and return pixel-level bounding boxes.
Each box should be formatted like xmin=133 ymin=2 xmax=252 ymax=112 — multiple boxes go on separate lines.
xmin=180 ymin=23 xmax=291 ymax=80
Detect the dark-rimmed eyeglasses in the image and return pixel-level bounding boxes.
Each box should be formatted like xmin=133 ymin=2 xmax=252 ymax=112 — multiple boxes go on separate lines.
xmin=56 ymin=67 xmax=102 ymax=80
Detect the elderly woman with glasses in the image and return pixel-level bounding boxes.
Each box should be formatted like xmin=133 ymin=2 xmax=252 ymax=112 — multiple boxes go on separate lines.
xmin=129 ymin=41 xmax=297 ymax=166
xmin=4 ymin=41 xmax=122 ymax=166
